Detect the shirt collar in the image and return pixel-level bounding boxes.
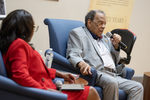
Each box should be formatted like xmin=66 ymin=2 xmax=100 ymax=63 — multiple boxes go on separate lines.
xmin=87 ymin=28 xmax=102 ymax=40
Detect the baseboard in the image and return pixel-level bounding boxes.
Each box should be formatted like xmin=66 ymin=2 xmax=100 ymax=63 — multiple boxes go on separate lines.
xmin=132 ymin=75 xmax=143 ymax=84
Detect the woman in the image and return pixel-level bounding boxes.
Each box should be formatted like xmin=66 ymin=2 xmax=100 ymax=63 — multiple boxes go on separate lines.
xmin=0 ymin=9 xmax=100 ymax=100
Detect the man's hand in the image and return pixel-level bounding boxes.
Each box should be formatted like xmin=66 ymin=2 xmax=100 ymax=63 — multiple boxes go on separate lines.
xmin=77 ymin=61 xmax=92 ymax=75
xmin=56 ymin=71 xmax=76 ymax=84
xmin=110 ymin=33 xmax=121 ymax=49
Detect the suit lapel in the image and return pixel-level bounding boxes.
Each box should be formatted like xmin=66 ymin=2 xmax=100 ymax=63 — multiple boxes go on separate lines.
xmin=83 ymin=27 xmax=102 ymax=57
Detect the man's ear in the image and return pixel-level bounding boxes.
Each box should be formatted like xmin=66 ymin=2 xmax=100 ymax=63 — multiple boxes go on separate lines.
xmin=87 ymin=19 xmax=92 ymax=28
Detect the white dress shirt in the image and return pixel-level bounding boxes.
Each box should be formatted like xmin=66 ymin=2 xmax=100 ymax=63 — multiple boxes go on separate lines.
xmin=95 ymin=39 xmax=116 ymax=70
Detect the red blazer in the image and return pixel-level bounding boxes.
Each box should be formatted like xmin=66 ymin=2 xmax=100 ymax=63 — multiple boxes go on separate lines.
xmin=3 ymin=38 xmax=89 ymax=100
xmin=3 ymin=38 xmax=57 ymax=90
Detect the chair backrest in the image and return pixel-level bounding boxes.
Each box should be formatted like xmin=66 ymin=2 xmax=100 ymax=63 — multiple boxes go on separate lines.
xmin=0 ymin=51 xmax=7 ymax=77
xmin=111 ymin=29 xmax=137 ymax=64
xmin=44 ymin=18 xmax=85 ymax=57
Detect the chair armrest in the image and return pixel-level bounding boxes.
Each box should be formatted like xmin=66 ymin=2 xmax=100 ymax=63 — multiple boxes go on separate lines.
xmin=53 ymin=51 xmax=74 ymax=69
xmin=125 ymin=67 xmax=135 ymax=80
xmin=0 ymin=75 xmax=67 ymax=100
xmin=52 ymin=51 xmax=97 ymax=86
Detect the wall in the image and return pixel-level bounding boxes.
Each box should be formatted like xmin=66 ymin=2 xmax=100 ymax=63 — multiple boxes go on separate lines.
xmin=128 ymin=0 xmax=150 ymax=75
xmin=5 ymin=0 xmax=150 ymax=75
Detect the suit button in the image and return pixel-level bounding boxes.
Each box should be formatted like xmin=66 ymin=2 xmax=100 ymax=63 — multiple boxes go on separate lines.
xmin=42 ymin=78 xmax=45 ymax=81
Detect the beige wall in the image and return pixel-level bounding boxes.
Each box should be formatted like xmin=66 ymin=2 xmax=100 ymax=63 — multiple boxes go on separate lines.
xmin=5 ymin=0 xmax=150 ymax=75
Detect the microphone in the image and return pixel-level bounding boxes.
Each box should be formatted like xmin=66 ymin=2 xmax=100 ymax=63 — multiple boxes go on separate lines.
xmin=55 ymin=80 xmax=62 ymax=91
xmin=106 ymin=32 xmax=127 ymax=49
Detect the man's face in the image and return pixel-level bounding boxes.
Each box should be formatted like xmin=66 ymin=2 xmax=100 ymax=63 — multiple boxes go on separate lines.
xmin=88 ymin=12 xmax=106 ymax=37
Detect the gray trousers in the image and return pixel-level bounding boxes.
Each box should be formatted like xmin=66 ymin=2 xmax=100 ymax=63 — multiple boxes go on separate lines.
xmin=96 ymin=71 xmax=143 ymax=100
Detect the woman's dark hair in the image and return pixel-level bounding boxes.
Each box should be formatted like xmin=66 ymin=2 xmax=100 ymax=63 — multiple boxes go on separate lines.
xmin=0 ymin=9 xmax=34 ymax=53
xmin=85 ymin=10 xmax=105 ymax=27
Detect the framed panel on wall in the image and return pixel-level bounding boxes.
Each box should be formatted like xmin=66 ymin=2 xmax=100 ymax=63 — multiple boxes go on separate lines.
xmin=0 ymin=0 xmax=6 ymax=20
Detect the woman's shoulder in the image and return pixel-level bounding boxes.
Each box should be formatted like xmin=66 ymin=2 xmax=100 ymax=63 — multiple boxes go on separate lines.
xmin=9 ymin=38 xmax=30 ymax=51
xmin=14 ymin=38 xmax=26 ymax=43
xmin=4 ymin=38 xmax=31 ymax=59
xmin=11 ymin=38 xmax=28 ymax=46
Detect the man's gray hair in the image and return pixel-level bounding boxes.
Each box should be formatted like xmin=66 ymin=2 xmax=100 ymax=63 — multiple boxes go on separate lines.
xmin=85 ymin=10 xmax=105 ymax=27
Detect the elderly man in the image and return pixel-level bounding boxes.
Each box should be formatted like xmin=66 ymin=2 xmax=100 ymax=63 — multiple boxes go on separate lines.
xmin=66 ymin=10 xmax=143 ymax=100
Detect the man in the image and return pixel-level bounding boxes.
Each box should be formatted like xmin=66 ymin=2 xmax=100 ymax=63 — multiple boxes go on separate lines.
xmin=66 ymin=10 xmax=143 ymax=100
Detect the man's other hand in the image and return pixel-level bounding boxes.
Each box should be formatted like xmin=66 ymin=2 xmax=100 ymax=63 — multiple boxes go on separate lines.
xmin=78 ymin=61 xmax=92 ymax=75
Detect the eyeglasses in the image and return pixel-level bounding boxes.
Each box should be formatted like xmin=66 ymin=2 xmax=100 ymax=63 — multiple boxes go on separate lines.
xmin=33 ymin=25 xmax=39 ymax=32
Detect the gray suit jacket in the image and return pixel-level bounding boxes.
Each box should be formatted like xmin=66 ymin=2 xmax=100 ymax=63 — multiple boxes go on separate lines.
xmin=66 ymin=27 xmax=122 ymax=78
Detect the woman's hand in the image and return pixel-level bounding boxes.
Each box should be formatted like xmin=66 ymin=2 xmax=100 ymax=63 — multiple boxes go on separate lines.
xmin=56 ymin=71 xmax=76 ymax=84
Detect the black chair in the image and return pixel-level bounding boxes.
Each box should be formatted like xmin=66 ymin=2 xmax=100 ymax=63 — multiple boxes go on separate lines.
xmin=111 ymin=29 xmax=137 ymax=65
